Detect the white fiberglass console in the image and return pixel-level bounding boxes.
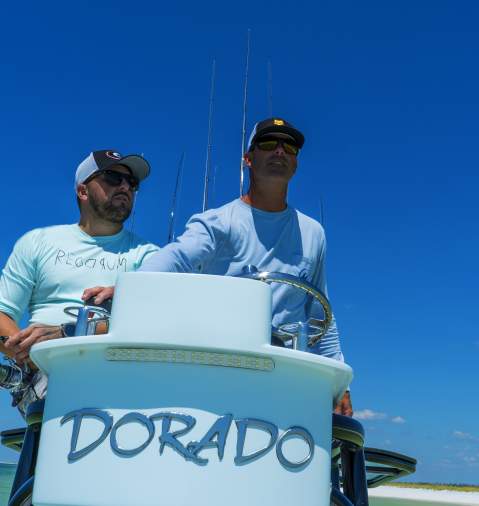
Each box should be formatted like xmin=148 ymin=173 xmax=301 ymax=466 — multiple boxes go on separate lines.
xmin=30 ymin=272 xmax=352 ymax=506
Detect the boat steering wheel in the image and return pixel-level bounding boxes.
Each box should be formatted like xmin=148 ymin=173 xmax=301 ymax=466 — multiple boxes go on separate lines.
xmin=240 ymin=266 xmax=333 ymax=349
xmin=63 ymin=304 xmax=111 ymax=337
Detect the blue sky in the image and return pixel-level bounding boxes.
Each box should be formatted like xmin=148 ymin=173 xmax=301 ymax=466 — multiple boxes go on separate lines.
xmin=1 ymin=0 xmax=478 ymax=484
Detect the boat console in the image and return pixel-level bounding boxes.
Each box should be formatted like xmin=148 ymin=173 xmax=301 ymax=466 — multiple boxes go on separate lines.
xmin=1 ymin=272 xmax=416 ymax=506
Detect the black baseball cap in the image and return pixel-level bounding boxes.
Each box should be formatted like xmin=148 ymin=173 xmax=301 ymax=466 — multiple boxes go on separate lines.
xmin=75 ymin=150 xmax=150 ymax=188
xmin=247 ymin=118 xmax=305 ymax=152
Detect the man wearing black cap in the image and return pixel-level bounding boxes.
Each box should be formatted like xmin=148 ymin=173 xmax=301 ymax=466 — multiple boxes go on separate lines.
xmin=0 ymin=150 xmax=158 ymax=413
xmin=85 ymin=121 xmax=352 ymax=416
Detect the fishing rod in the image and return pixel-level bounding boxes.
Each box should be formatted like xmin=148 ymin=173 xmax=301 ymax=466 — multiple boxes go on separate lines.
xmin=319 ymin=195 xmax=325 ymax=228
xmin=211 ymin=164 xmax=219 ymax=209
xmin=267 ymin=59 xmax=273 ymax=117
xmin=202 ymin=59 xmax=216 ymax=212
xmin=168 ymin=152 xmax=185 ymax=243
xmin=239 ymin=29 xmax=251 ymax=197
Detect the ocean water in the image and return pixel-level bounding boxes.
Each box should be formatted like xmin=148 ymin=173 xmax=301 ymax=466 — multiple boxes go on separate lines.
xmin=0 ymin=463 xmax=15 ymax=506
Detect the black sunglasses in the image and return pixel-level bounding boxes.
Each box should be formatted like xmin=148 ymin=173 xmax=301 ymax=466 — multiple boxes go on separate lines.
xmin=255 ymin=139 xmax=300 ymax=156
xmin=86 ymin=169 xmax=140 ymax=191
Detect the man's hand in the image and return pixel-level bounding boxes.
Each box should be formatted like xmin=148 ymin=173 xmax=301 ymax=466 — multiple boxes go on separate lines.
xmin=334 ymin=391 xmax=353 ymax=417
xmin=4 ymin=324 xmax=63 ymax=365
xmin=82 ymin=286 xmax=115 ymax=305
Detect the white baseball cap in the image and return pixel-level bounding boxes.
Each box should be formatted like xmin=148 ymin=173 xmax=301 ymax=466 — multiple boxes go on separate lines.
xmin=75 ymin=149 xmax=150 ymax=189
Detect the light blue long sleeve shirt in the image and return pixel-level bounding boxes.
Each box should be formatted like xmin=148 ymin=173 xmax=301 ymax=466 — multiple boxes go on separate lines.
xmin=140 ymin=199 xmax=343 ymax=361
xmin=0 ymin=223 xmax=160 ymax=415
xmin=0 ymin=224 xmax=159 ymax=325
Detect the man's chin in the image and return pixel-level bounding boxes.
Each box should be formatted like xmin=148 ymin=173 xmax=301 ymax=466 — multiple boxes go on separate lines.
xmin=265 ymin=167 xmax=293 ymax=180
xmin=265 ymin=162 xmax=291 ymax=173
xmin=109 ymin=214 xmax=130 ymax=224
xmin=104 ymin=204 xmax=131 ymax=223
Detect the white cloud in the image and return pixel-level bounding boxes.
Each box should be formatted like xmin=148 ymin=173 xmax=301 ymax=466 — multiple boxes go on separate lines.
xmin=355 ymin=409 xmax=406 ymax=424
xmin=453 ymin=430 xmax=479 ymax=442
xmin=354 ymin=409 xmax=387 ymax=420
xmin=463 ymin=456 xmax=479 ymax=466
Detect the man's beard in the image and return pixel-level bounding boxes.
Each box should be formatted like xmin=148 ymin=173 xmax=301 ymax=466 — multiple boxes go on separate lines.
xmin=89 ymin=192 xmax=132 ymax=224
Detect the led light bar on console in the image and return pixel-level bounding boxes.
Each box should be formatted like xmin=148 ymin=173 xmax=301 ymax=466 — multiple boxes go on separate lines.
xmin=105 ymin=348 xmax=275 ymax=372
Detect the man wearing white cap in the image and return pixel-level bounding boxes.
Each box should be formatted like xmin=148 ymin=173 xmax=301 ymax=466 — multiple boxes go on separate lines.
xmin=85 ymin=120 xmax=353 ymax=416
xmin=0 ymin=150 xmax=158 ymax=412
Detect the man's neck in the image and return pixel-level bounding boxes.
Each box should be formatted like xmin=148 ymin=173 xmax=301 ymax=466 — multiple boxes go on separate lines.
xmin=241 ymin=183 xmax=288 ymax=212
xmin=78 ymin=216 xmax=123 ymax=237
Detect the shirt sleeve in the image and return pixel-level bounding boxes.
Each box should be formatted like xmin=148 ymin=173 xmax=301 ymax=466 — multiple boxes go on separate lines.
xmin=133 ymin=242 xmax=161 ymax=271
xmin=308 ymin=313 xmax=344 ymax=361
xmin=0 ymin=230 xmax=40 ymax=323
xmin=307 ymin=232 xmax=344 ymax=362
xmin=139 ymin=211 xmax=224 ymax=273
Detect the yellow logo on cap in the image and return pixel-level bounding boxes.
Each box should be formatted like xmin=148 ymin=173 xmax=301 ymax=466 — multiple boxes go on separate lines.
xmin=273 ymin=119 xmax=284 ymax=126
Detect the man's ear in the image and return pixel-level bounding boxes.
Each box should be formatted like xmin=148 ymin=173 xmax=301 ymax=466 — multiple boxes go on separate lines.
xmin=243 ymin=152 xmax=252 ymax=167
xmin=77 ymin=184 xmax=88 ymax=202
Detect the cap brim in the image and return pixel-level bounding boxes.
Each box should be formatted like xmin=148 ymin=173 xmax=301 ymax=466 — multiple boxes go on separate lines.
xmin=117 ymin=155 xmax=150 ymax=181
xmin=259 ymin=132 xmax=296 ymax=142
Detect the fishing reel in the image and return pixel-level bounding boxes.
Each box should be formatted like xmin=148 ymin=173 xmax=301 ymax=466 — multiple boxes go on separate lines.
xmin=239 ymin=265 xmax=333 ymax=351
xmin=0 ymin=336 xmax=34 ymax=407
xmin=0 ymin=357 xmax=25 ymax=390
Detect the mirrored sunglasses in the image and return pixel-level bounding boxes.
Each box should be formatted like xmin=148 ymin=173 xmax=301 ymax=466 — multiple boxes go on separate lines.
xmin=87 ymin=169 xmax=140 ymax=191
xmin=255 ymin=139 xmax=300 ymax=156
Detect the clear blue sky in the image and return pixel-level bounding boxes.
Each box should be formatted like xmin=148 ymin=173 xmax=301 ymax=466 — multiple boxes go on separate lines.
xmin=1 ymin=0 xmax=478 ymax=484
